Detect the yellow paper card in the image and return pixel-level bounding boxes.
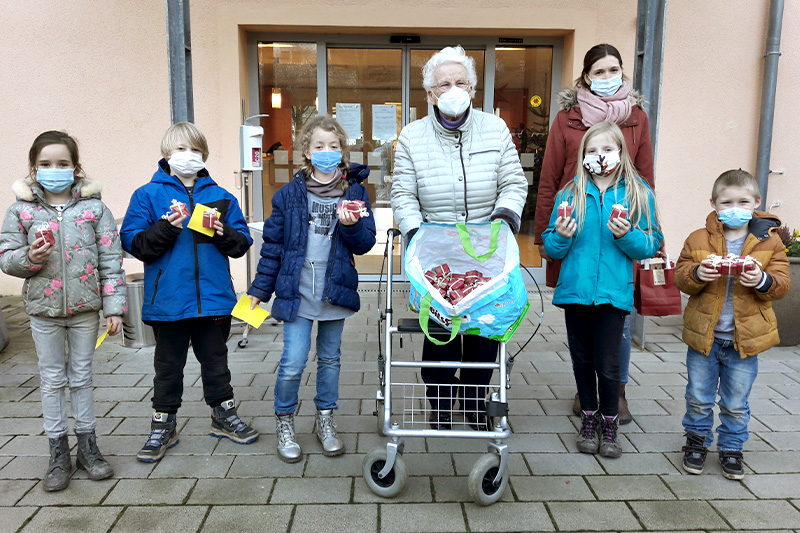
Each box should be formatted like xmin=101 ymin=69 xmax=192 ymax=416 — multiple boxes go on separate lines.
xmin=187 ymin=203 xmax=215 ymax=237
xmin=232 ymin=294 xmax=270 ymax=329
xmin=95 ymin=328 xmax=110 ymax=349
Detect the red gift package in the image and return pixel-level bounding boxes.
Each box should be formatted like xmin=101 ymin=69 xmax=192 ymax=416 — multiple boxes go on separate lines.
xmin=202 ymin=207 xmax=219 ymax=228
xmin=610 ymin=203 xmax=628 ymax=221
xmin=340 ymin=200 xmax=369 ymax=219
xmin=704 ymin=253 xmax=762 ymax=276
xmin=34 ymin=224 xmax=55 ymax=247
xmin=170 ymin=199 xmax=190 ymax=218
xmin=557 ymin=201 xmax=572 ymax=219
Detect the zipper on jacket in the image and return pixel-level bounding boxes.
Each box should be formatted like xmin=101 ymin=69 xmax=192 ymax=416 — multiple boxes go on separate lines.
xmin=151 ymin=269 xmax=162 ymax=305
xmin=456 ymin=130 xmax=469 ymax=222
xmin=322 ymin=191 xmax=346 ymax=304
xmin=56 ymin=210 xmax=69 ymax=313
xmin=310 ymin=261 xmax=316 ymax=299
xmin=185 ymin=186 xmax=203 ymax=316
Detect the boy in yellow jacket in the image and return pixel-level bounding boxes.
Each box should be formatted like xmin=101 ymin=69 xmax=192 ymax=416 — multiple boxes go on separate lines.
xmin=675 ymin=169 xmax=790 ymax=480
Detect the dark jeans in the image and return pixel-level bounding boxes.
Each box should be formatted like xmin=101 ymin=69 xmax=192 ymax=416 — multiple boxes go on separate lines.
xmin=421 ymin=335 xmax=499 ymax=411
xmin=564 ymin=304 xmax=627 ymax=417
xmin=149 ymin=316 xmax=234 ymax=413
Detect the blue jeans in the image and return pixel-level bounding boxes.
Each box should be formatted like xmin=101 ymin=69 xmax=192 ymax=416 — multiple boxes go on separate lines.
xmin=274 ymin=317 xmax=344 ymax=415
xmin=620 ymin=315 xmax=631 ymax=384
xmin=682 ymin=339 xmax=759 ymax=451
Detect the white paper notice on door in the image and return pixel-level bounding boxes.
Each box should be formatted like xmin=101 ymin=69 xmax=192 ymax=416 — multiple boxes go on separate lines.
xmin=336 ymin=103 xmax=362 ymax=140
xmin=372 ymin=104 xmax=398 ymax=141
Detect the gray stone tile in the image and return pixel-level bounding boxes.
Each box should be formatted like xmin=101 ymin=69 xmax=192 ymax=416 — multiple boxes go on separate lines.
xmin=226 ymin=454 xmax=305 ymax=478
xmin=756 ymin=415 xmax=800 ymax=432
xmin=103 ymin=478 xmax=196 ymax=505
xmin=19 ymin=478 xmax=116 ymax=506
xmin=465 ymin=502 xmax=555 ymax=532
xmin=0 ymin=478 xmax=36 ymax=505
xmin=270 ymin=477 xmax=351 ymax=504
xmin=548 ymin=501 xmax=641 ymax=531
xmin=512 ymin=475 xmax=594 ymax=501
xmin=629 ymin=500 xmax=728 ymax=530
xmin=711 ymin=500 xmax=800 ymax=530
xmin=112 ymin=505 xmax=208 ymax=532
xmin=21 ymin=506 xmax=123 ymax=532
xmin=0 ymin=436 xmax=49 ymax=456
xmin=0 ymin=456 xmax=47 ymax=479
xmin=758 ymin=432 xmax=800 ymax=451
xmin=627 ymin=433 xmax=684 ymax=453
xmin=0 ymin=507 xmax=36 ymax=533
xmin=304 ymin=452 xmax=365 ymax=477
xmin=431 ymin=475 xmax=514 ymax=503
xmin=524 ymin=452 xmax=604 ymax=475
xmin=149 ymin=454 xmax=234 ymax=479
xmin=354 ymin=475 xmax=433 ymax=503
xmin=452 ymin=453 xmax=528 ymax=477
xmin=743 ymin=451 xmax=800 ymax=473
xmin=200 ymin=505 xmax=292 ymax=533
xmin=187 ymin=477 xmax=272 ymax=504
xmin=509 ymin=415 xmax=576 ymax=433
xmin=291 ymin=504 xmax=377 ymax=533
xmin=380 ymin=503 xmax=466 ymax=532
xmin=743 ymin=473 xmax=800 ymax=498
xmin=663 ymin=473 xmax=756 ymax=499
xmin=597 ymin=452 xmax=680 ymax=475
xmin=587 ymin=474 xmax=674 ymax=500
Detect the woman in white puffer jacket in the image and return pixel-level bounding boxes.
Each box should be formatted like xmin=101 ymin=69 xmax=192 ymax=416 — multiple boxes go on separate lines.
xmin=391 ymin=45 xmax=527 ymax=431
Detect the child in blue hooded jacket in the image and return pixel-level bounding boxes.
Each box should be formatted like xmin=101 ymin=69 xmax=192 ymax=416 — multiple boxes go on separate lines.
xmin=543 ymin=121 xmax=662 ymax=458
xmin=247 ymin=115 xmax=376 ymax=463
xmin=120 ymin=122 xmax=258 ymax=463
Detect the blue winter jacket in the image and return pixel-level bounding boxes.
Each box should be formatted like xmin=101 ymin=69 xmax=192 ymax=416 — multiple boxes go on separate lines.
xmin=248 ymin=167 xmax=377 ymax=322
xmin=542 ymin=176 xmax=662 ymax=312
xmin=120 ymin=161 xmax=253 ymax=321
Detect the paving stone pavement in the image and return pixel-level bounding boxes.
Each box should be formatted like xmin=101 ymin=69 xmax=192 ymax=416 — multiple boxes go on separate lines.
xmin=2 ymin=286 xmax=800 ymax=533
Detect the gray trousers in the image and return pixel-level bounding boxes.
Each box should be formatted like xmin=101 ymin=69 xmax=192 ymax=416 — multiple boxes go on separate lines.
xmin=29 ymin=312 xmax=100 ymax=438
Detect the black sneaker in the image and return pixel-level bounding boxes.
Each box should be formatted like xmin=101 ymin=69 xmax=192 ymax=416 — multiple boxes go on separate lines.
xmin=137 ymin=412 xmax=179 ymax=463
xmin=576 ymin=411 xmax=600 ymax=454
xmin=719 ymin=450 xmax=745 ymax=480
xmin=429 ymin=410 xmax=452 ymax=430
xmin=210 ymin=399 xmax=259 ymax=444
xmin=681 ymin=432 xmax=707 ymax=475
xmin=465 ymin=412 xmax=491 ymax=431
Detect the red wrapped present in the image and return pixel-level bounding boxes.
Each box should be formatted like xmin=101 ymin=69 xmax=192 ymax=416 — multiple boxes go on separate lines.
xmin=202 ymin=207 xmax=219 ymax=228
xmin=34 ymin=224 xmax=55 ymax=247
xmin=610 ymin=203 xmax=628 ymax=221
xmin=557 ymin=201 xmax=572 ymax=219
xmin=170 ymin=199 xmax=190 ymax=218
xmin=340 ymin=200 xmax=369 ymax=219
xmin=704 ymin=253 xmax=762 ymax=276
xmin=424 ymin=270 xmax=437 ymax=284
xmin=433 ymin=264 xmax=451 ymax=278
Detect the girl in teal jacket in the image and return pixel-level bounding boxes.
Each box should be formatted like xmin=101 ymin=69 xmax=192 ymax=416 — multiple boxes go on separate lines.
xmin=543 ymin=121 xmax=662 ymax=459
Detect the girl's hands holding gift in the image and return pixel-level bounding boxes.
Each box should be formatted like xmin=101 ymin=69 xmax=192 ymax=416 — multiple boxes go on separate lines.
xmin=555 ymin=216 xmax=576 ymax=238
xmin=739 ymin=264 xmax=763 ymax=288
xmin=607 ymin=217 xmax=631 ymax=239
xmin=28 ymin=237 xmax=54 ymax=264
xmin=337 ymin=204 xmax=358 ymax=226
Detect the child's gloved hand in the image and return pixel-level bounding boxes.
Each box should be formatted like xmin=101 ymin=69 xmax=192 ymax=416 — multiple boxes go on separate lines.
xmin=555 ymin=216 xmax=576 ymax=238
xmin=28 ymin=237 xmax=54 ymax=264
xmin=739 ymin=265 xmax=763 ymax=288
xmin=607 ymin=217 xmax=631 ymax=239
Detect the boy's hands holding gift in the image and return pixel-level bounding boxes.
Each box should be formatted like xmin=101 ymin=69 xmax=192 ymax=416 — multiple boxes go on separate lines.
xmin=739 ymin=263 xmax=763 ymax=288
xmin=167 ymin=210 xmax=188 ymax=228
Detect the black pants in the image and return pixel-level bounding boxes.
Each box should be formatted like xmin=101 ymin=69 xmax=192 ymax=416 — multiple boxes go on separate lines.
xmin=149 ymin=316 xmax=234 ymax=413
xmin=564 ymin=304 xmax=627 ymax=417
xmin=421 ymin=335 xmax=499 ymax=411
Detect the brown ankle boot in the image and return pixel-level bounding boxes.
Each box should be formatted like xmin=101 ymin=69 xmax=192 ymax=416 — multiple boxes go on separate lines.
xmin=572 ymin=392 xmax=581 ymax=417
xmin=618 ymin=384 xmax=632 ymax=425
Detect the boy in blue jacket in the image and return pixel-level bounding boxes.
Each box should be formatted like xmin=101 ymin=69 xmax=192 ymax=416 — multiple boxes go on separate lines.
xmin=121 ymin=122 xmax=258 ymax=462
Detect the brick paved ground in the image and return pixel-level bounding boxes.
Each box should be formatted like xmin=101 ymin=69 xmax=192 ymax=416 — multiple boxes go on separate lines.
xmin=2 ymin=286 xmax=800 ymax=532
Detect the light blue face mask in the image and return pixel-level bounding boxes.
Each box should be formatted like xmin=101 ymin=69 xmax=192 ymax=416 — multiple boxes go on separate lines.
xmin=718 ymin=207 xmax=753 ymax=229
xmin=589 ymin=75 xmax=623 ymax=97
xmin=36 ymin=168 xmax=75 ymax=194
xmin=310 ymin=150 xmax=342 ymax=174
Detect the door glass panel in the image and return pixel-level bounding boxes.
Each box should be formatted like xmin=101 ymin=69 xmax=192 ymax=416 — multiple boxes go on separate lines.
xmin=328 ymin=48 xmax=403 ymax=274
xmin=409 ymin=49 xmax=485 ymax=121
xmin=257 ymin=42 xmax=318 ymax=218
xmin=494 ymin=46 xmax=553 ymax=267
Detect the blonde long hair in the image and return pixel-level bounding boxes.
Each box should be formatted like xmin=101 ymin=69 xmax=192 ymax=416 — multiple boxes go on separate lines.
xmin=297 ymin=115 xmax=350 ymax=191
xmin=561 ymin=121 xmax=660 ymax=241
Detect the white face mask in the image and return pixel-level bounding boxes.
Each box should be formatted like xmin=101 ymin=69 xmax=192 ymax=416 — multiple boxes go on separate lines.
xmin=168 ymin=151 xmax=205 ymax=178
xmin=583 ymin=150 xmax=621 ymax=177
xmin=436 ymin=86 xmax=472 ymax=118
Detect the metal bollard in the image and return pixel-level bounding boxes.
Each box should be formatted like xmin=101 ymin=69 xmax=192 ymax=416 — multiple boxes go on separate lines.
xmin=122 ymin=273 xmax=155 ymax=348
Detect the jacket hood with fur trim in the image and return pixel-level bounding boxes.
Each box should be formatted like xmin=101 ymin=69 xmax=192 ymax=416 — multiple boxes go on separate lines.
xmin=11 ymin=177 xmax=102 ymax=203
xmin=556 ymin=87 xmax=646 ymax=112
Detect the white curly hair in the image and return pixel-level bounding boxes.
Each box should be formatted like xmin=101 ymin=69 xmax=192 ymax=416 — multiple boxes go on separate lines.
xmin=422 ymin=46 xmax=478 ymax=98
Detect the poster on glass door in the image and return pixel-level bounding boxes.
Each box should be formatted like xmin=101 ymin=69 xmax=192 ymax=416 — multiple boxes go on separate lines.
xmin=336 ymin=103 xmax=362 ymax=140
xmin=372 ymin=104 xmax=398 ymax=141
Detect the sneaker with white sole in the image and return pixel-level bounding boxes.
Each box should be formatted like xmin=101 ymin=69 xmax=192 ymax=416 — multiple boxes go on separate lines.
xmin=137 ymin=412 xmax=179 ymax=463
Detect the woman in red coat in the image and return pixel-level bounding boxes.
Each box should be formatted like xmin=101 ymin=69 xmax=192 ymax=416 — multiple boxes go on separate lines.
xmin=534 ymin=43 xmax=655 ymax=424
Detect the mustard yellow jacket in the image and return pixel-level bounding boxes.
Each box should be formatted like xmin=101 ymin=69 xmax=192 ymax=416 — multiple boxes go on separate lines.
xmin=674 ymin=210 xmax=790 ymax=358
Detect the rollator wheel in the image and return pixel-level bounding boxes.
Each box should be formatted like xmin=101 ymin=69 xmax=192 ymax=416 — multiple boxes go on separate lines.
xmin=468 ymin=453 xmax=508 ymax=506
xmin=363 ymin=448 xmax=408 ymax=498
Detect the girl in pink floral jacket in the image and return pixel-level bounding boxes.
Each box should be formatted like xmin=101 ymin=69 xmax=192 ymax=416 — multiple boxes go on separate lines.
xmin=0 ymin=131 xmax=126 ymax=492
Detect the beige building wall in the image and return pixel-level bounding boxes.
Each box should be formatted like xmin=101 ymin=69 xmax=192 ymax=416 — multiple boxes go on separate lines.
xmin=1 ymin=0 xmax=797 ymax=296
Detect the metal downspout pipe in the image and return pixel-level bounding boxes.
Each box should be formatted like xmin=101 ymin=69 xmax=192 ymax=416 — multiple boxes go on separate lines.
xmin=755 ymin=0 xmax=784 ymax=210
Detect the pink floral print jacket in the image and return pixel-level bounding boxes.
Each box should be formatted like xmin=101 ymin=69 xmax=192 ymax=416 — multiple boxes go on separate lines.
xmin=0 ymin=177 xmax=127 ymax=318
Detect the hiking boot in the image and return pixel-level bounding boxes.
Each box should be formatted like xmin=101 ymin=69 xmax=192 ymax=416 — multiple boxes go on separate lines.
xmin=599 ymin=415 xmax=622 ymax=458
xmin=572 ymin=392 xmax=581 ymax=417
xmin=210 ymin=399 xmax=259 ymax=444
xmin=466 ymin=412 xmax=491 ymax=431
xmin=719 ymin=450 xmax=745 ymax=480
xmin=429 ymin=410 xmax=452 ymax=430
xmin=315 ymin=409 xmax=344 ymax=456
xmin=681 ymin=432 xmax=707 ymax=475
xmin=43 ymin=434 xmax=71 ymax=492
xmin=618 ymin=384 xmax=633 ymax=425
xmin=75 ymin=430 xmax=113 ymax=481
xmin=576 ymin=410 xmax=600 ymax=454
xmin=275 ymin=414 xmax=302 ymax=463
xmin=137 ymin=412 xmax=179 ymax=463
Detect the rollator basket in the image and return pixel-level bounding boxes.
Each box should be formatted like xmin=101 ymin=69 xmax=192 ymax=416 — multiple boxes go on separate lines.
xmin=406 ymin=221 xmax=529 ymax=344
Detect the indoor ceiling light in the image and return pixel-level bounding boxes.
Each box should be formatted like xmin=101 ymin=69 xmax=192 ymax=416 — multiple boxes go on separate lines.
xmin=272 ymin=88 xmax=282 ymax=109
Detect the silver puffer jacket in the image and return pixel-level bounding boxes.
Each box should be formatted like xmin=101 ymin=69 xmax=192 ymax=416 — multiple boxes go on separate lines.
xmin=0 ymin=177 xmax=127 ymax=318
xmin=391 ymin=107 xmax=528 ymax=236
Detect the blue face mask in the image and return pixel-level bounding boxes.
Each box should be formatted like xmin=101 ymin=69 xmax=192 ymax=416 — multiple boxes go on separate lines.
xmin=310 ymin=150 xmax=342 ymax=174
xmin=589 ymin=75 xmax=623 ymax=97
xmin=36 ymin=168 xmax=75 ymax=193
xmin=718 ymin=207 xmax=753 ymax=229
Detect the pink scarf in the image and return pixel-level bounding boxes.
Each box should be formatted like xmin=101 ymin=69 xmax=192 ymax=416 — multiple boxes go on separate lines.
xmin=576 ymin=81 xmax=633 ymax=127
